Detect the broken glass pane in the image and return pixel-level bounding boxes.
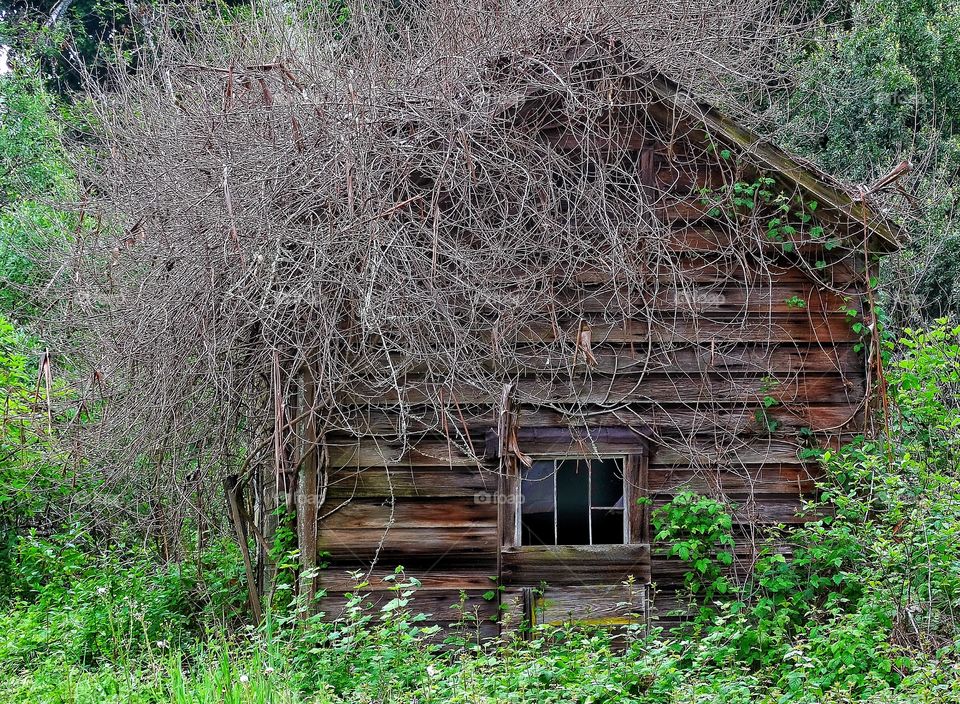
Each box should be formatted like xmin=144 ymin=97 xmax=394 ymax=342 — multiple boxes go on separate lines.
xmin=591 ymin=457 xmax=624 ymax=508
xmin=591 ymin=508 xmax=625 ymax=544
xmin=556 ymin=460 xmax=590 ymax=544
xmin=521 ymin=460 xmax=555 ymax=546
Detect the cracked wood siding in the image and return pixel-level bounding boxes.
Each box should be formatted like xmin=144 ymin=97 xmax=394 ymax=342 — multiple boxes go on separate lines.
xmin=312 ymin=154 xmax=871 ymax=631
xmin=314 ymin=273 xmax=868 ymax=629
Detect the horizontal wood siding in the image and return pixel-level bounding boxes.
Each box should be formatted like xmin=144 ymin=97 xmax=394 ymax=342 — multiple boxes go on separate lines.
xmin=316 ymin=589 xmax=500 ymax=637
xmin=313 ymin=173 xmax=869 ymax=631
xmin=501 ymin=545 xmax=651 ymax=586
xmin=501 ymin=584 xmax=648 ymax=630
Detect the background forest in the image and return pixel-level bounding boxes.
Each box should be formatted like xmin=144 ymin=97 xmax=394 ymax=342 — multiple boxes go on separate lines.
xmin=1 ymin=1 xmax=960 ymax=702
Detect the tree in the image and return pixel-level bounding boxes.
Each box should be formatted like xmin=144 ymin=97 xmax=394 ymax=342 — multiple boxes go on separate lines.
xmin=2 ymin=1 xmax=250 ymax=96
xmin=0 ymin=62 xmax=73 ymax=317
xmin=782 ymin=0 xmax=960 ymax=320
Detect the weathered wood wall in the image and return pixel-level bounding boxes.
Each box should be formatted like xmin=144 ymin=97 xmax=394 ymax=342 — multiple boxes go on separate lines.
xmin=310 ymin=87 xmax=871 ymax=633
xmin=315 ymin=262 xmax=868 ymax=631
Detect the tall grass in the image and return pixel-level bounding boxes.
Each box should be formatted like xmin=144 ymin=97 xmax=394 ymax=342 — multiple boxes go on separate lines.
xmin=4 ymin=324 xmax=960 ymax=703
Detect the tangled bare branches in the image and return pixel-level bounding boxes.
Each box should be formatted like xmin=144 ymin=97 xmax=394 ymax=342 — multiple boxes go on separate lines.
xmin=45 ymin=0 xmax=879 ymax=547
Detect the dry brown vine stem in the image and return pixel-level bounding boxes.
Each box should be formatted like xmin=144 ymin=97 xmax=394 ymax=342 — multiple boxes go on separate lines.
xmin=37 ymin=0 xmax=915 ymax=596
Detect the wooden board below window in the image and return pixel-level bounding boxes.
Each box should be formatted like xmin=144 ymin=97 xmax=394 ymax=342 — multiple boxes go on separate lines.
xmin=500 ymin=544 xmax=651 ymax=586
xmin=501 ymin=584 xmax=648 ymax=629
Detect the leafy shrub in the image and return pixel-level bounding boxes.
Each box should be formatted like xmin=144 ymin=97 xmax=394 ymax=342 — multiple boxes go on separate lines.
xmin=3 ymin=323 xmax=960 ymax=702
xmin=652 ymin=492 xmax=736 ymax=603
xmin=0 ymin=62 xmax=74 ymax=318
xmin=643 ymin=322 xmax=960 ymax=698
xmin=0 ymin=314 xmax=66 ymax=594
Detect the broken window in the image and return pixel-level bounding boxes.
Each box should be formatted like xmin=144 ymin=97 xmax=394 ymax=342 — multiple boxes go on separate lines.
xmin=520 ymin=457 xmax=626 ymax=546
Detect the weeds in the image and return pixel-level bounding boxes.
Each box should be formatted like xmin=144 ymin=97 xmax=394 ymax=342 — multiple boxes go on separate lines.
xmin=3 ymin=324 xmax=960 ymax=702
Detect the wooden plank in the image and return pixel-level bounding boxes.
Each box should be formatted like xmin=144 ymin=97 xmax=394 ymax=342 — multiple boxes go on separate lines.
xmin=649 ymin=433 xmax=854 ymax=469
xmin=648 ymin=465 xmax=819 ymax=496
xmin=501 ymin=544 xmax=651 ymax=586
xmin=499 ymin=342 xmax=863 ymax=375
xmin=565 ymin=258 xmax=862 ymax=286
xmin=326 ymin=439 xmax=483 ymax=467
xmin=517 ymin=404 xmax=864 ymax=435
xmin=318 ymin=498 xmax=495 ymax=530
xmin=343 ymin=372 xmax=866 ymax=416
xmin=499 ymin=455 xmax=519 ymax=550
xmin=500 ymin=584 xmax=648 ymax=630
xmin=730 ymin=500 xmax=822 ymax=525
xmin=320 ymin=565 xmax=498 ymax=592
xmin=370 ymin=342 xmax=865 ymax=382
xmin=625 ymin=454 xmax=647 ymax=544
xmin=532 ymin=584 xmax=648 ymax=626
xmin=350 ymin=401 xmax=864 ymax=439
xmin=560 ymin=281 xmax=859 ymax=315
xmin=316 ymin=589 xmax=499 ymax=624
xmin=513 ymin=372 xmax=865 ymax=406
xmin=326 ymin=465 xmax=495 ymax=500
xmin=485 ymin=425 xmax=649 ymax=458
xmin=650 ymin=437 xmax=808 ymax=467
xmin=517 ymin=314 xmax=862 ymax=345
xmin=317 ymin=527 xmax=497 ymax=560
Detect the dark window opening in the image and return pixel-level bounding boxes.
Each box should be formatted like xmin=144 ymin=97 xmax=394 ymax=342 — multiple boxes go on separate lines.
xmin=520 ymin=457 xmax=625 ymax=546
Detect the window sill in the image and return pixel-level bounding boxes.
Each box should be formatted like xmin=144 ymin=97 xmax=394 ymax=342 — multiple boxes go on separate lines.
xmin=501 ymin=544 xmax=651 ymax=586
xmin=503 ymin=544 xmax=649 ymax=557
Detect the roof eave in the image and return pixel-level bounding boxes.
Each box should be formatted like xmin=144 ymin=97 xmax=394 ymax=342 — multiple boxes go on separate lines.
xmin=645 ymin=75 xmax=904 ymax=254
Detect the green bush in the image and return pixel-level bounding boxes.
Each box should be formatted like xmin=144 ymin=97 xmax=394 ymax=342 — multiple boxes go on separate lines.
xmin=2 ymin=317 xmax=960 ymax=702
xmin=0 ymin=62 xmax=74 ymax=318
xmin=642 ymin=321 xmax=960 ymax=699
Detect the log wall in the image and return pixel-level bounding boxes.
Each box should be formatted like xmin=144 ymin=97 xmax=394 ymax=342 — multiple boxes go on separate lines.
xmin=310 ymin=97 xmax=872 ymax=633
xmin=314 ymin=256 xmax=869 ymax=632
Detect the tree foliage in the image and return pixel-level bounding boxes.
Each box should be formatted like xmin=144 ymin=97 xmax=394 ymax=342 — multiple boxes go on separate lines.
xmin=0 ymin=63 xmax=73 ymax=317
xmin=783 ymin=0 xmax=960 ymax=319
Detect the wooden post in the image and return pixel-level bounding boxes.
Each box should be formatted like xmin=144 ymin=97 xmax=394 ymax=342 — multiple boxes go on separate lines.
xmin=298 ymin=363 xmax=320 ymax=613
xmin=225 ymin=474 xmax=263 ymax=626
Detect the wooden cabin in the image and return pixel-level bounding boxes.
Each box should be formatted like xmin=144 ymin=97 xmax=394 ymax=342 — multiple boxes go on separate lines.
xmin=308 ymin=38 xmax=901 ymax=637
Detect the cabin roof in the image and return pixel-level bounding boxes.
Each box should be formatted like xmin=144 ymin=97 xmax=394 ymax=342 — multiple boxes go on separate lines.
xmin=641 ymin=72 xmax=903 ymax=253
xmin=486 ymin=36 xmax=904 ymax=253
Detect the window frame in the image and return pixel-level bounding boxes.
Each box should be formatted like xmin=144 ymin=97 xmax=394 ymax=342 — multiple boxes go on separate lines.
xmin=489 ymin=427 xmax=650 ymax=552
xmin=518 ymin=454 xmax=630 ymax=547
